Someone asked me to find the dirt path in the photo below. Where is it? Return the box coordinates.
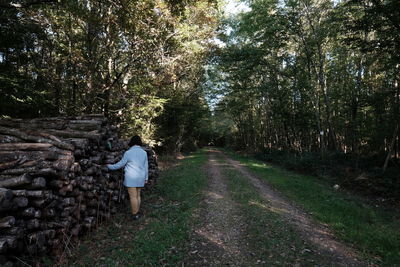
[184,150,250,266]
[222,152,366,267]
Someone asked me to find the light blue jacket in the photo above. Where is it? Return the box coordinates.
[107,146,148,187]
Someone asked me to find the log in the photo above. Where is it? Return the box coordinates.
[0,126,74,151]
[0,150,59,162]
[21,207,36,217]
[0,216,15,228]
[34,168,58,177]
[0,166,37,175]
[40,129,101,140]
[31,199,46,208]
[0,173,31,188]
[49,180,63,188]
[59,184,73,195]
[0,188,13,211]
[86,191,95,198]
[1,227,25,238]
[0,188,13,201]
[26,219,40,230]
[84,166,100,176]
[62,197,75,206]
[65,138,89,149]
[44,221,64,229]
[69,163,81,173]
[1,236,18,249]
[0,119,67,130]
[0,238,8,253]
[0,134,22,143]
[0,200,13,212]
[74,149,84,157]
[12,190,46,198]
[0,118,103,131]
[1,166,60,178]
[42,209,55,218]
[61,207,74,217]
[53,157,74,172]
[0,143,53,151]
[29,177,46,189]
[13,197,28,208]
[89,155,102,164]
[0,159,24,171]
[19,160,37,168]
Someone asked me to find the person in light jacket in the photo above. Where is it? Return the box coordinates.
[107,135,148,220]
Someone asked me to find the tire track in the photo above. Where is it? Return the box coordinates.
[184,150,249,266]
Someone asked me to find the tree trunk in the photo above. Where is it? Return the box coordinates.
[383,124,399,173]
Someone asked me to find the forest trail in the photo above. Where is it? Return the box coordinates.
[185,148,367,266]
[184,150,250,266]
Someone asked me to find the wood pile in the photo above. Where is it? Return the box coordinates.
[0,115,158,265]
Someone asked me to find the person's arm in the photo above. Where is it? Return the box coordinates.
[144,153,149,183]
[107,152,128,170]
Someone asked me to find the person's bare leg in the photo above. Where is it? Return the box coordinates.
[137,188,141,211]
[127,187,139,214]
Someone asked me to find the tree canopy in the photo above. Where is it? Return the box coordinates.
[1,0,399,182]
[0,0,219,151]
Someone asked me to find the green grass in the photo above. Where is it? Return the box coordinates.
[214,155,334,266]
[224,150,400,266]
[67,150,208,267]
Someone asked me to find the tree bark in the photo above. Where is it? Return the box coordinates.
[383,124,399,173]
[0,216,15,228]
[0,126,74,151]
[0,143,53,151]
[0,174,31,188]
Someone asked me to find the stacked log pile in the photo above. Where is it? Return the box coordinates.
[0,115,158,265]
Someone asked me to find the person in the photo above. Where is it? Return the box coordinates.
[107,135,148,220]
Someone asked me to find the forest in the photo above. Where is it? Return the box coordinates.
[1,0,400,265]
[210,0,400,199]
[3,0,398,196]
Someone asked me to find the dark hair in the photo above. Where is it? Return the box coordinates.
[129,135,142,146]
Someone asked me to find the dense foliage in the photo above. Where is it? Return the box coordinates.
[209,0,399,196]
[1,0,399,195]
[0,0,219,151]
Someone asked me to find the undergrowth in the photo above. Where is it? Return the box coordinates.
[252,149,400,200]
[225,150,400,266]
[66,150,208,266]
[217,155,335,266]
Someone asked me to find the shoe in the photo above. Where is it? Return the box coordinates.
[132,213,141,220]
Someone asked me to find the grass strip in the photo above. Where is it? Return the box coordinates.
[224,150,400,266]
[215,155,334,266]
[67,150,208,267]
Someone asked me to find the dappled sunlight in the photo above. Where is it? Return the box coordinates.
[181,155,196,159]
[312,228,333,238]
[206,148,223,154]
[194,228,239,255]
[206,191,224,199]
[248,200,287,215]
[223,153,364,265]
[208,158,231,168]
[250,162,271,169]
